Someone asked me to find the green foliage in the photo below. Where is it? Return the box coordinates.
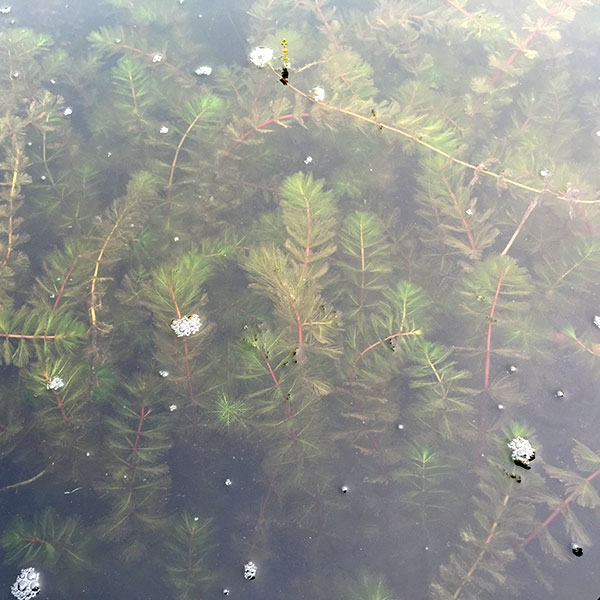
[142,251,213,319]
[280,172,338,279]
[1,1,600,598]
[345,572,395,600]
[431,460,542,599]
[244,245,341,360]
[457,255,533,362]
[391,442,454,518]
[415,157,500,263]
[336,211,392,316]
[211,393,249,430]
[0,307,86,367]
[405,341,475,439]
[94,377,172,560]
[160,513,214,599]
[1,507,93,571]
[535,237,600,298]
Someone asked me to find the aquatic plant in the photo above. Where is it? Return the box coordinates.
[1,0,600,598]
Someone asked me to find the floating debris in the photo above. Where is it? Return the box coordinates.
[340,484,349,494]
[249,46,273,68]
[244,561,257,580]
[46,376,64,391]
[152,53,163,63]
[170,314,203,338]
[169,404,177,412]
[63,106,73,117]
[508,436,536,469]
[11,568,41,600]
[158,370,169,378]
[571,542,583,557]
[593,315,600,329]
[159,125,169,134]
[225,478,232,486]
[0,6,11,14]
[507,364,518,374]
[555,389,565,398]
[194,65,212,76]
[310,86,325,102]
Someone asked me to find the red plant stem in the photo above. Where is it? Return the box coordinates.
[262,354,294,420]
[351,330,418,372]
[302,196,313,274]
[475,3,563,110]
[129,405,151,465]
[483,270,505,392]
[442,174,476,251]
[53,259,79,310]
[168,285,195,404]
[350,330,420,467]
[25,537,47,545]
[51,390,70,427]
[263,356,280,388]
[0,146,20,269]
[522,467,600,548]
[478,269,506,456]
[127,404,152,493]
[216,113,311,174]
[444,0,481,31]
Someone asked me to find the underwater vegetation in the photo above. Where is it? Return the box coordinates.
[1,0,600,598]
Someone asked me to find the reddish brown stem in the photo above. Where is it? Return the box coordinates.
[53,259,79,310]
[475,4,563,109]
[168,285,195,405]
[442,174,476,251]
[127,404,152,494]
[216,113,311,174]
[351,330,418,372]
[522,467,600,548]
[262,354,294,420]
[0,144,21,269]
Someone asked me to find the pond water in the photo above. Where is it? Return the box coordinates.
[1,0,600,599]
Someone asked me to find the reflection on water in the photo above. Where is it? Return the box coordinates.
[1,0,600,598]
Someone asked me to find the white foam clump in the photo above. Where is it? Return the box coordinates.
[194,65,212,76]
[249,46,273,68]
[170,314,203,338]
[310,86,325,102]
[507,436,536,469]
[244,561,257,580]
[46,376,64,391]
[11,568,41,600]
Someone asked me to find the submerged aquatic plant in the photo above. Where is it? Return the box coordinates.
[211,393,249,430]
[1,0,600,599]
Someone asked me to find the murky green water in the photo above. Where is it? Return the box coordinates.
[1,1,600,598]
